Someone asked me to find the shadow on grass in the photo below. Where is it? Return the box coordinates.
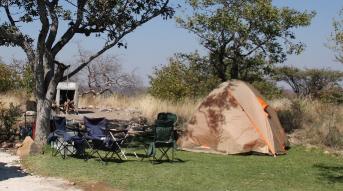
[149,158,187,165]
[314,163,343,184]
[0,162,28,181]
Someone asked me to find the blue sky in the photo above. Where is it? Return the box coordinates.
[1,0,343,85]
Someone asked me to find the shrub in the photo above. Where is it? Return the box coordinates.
[251,80,282,100]
[149,53,220,101]
[277,99,305,133]
[274,67,343,104]
[0,63,20,92]
[0,102,21,141]
[324,125,343,149]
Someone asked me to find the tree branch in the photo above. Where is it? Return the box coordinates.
[51,0,87,56]
[62,40,119,80]
[46,0,59,50]
[4,5,16,26]
[63,0,171,80]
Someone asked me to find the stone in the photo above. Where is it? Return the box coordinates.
[16,136,41,157]
[1,142,14,148]
[14,143,22,149]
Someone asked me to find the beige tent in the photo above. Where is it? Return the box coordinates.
[178,80,287,156]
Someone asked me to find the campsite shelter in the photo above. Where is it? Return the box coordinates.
[56,82,79,109]
[178,80,287,156]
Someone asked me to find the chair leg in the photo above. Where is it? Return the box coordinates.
[115,142,127,160]
[172,147,175,162]
[158,147,170,161]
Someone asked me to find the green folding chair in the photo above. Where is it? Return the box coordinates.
[146,112,177,162]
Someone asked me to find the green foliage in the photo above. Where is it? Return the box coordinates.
[177,0,315,80]
[274,66,343,103]
[0,61,35,93]
[0,102,21,140]
[329,8,343,63]
[277,99,305,133]
[0,63,20,92]
[251,80,282,100]
[149,53,220,101]
[20,64,35,93]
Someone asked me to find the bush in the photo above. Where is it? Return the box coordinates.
[274,67,343,104]
[324,125,343,149]
[0,102,21,141]
[251,80,282,100]
[149,53,220,101]
[277,99,305,133]
[0,63,20,92]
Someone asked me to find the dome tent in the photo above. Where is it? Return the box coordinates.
[178,80,287,156]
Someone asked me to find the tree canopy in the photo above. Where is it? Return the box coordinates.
[274,66,343,103]
[149,52,220,101]
[330,8,343,63]
[0,0,174,145]
[177,0,315,81]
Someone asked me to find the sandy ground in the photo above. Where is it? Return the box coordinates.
[0,150,82,191]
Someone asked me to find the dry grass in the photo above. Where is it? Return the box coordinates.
[3,89,343,149]
[272,98,343,149]
[79,94,201,126]
[0,91,29,108]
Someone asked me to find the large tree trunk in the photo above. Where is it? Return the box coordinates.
[230,63,239,79]
[34,63,64,147]
[231,59,239,79]
[35,98,52,146]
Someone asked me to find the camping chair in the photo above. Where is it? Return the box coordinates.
[83,117,125,163]
[146,112,177,162]
[48,117,85,159]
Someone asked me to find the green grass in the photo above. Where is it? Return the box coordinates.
[23,146,343,191]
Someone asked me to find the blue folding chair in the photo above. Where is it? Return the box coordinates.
[83,117,125,163]
[48,116,85,159]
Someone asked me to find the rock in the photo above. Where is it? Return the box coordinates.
[100,108,113,112]
[16,136,41,157]
[1,142,14,148]
[14,143,22,149]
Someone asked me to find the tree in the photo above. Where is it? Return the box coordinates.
[8,58,35,93]
[0,0,173,146]
[274,66,343,102]
[149,52,220,101]
[329,8,343,63]
[75,47,142,95]
[0,62,20,92]
[177,0,315,81]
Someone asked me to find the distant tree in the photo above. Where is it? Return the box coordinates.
[0,0,174,146]
[251,80,282,100]
[274,66,343,103]
[149,52,220,101]
[177,0,315,81]
[0,63,13,92]
[8,58,35,93]
[329,8,343,63]
[0,62,20,92]
[75,47,142,95]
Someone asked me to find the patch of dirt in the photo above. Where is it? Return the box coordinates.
[0,150,82,191]
[82,182,122,191]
